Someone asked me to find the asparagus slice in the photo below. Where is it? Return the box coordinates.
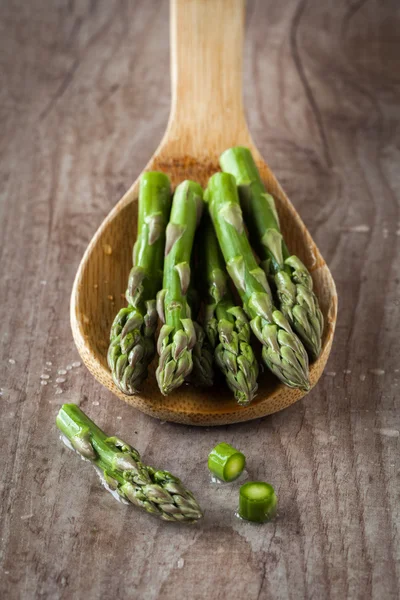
[208,442,246,482]
[200,216,258,405]
[56,404,203,522]
[108,172,171,394]
[205,173,310,391]
[156,180,204,395]
[220,147,323,359]
[239,481,277,522]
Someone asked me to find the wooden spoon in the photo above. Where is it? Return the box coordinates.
[71,0,337,426]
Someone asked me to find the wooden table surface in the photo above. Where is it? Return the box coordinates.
[1,1,399,598]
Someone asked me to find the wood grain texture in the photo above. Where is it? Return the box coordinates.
[70,0,337,425]
[0,0,399,598]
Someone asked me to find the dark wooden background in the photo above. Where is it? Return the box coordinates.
[1,1,399,598]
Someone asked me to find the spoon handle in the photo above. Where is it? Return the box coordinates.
[159,0,253,159]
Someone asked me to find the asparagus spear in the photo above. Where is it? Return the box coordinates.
[187,283,214,388]
[205,173,310,391]
[108,172,171,394]
[220,147,323,359]
[56,404,203,522]
[200,216,258,405]
[156,180,204,395]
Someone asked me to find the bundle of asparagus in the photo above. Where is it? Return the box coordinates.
[106,148,323,401]
[57,404,203,522]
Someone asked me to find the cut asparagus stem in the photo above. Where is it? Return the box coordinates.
[205,173,310,391]
[56,404,203,522]
[156,180,204,395]
[199,215,258,404]
[220,147,323,359]
[108,171,171,394]
[239,481,277,522]
[208,442,246,482]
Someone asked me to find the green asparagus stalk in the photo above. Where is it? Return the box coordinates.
[187,282,214,387]
[107,172,171,394]
[200,216,258,404]
[220,147,323,359]
[156,180,204,395]
[205,173,310,391]
[56,404,203,522]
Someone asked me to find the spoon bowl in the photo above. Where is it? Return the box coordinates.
[71,0,337,426]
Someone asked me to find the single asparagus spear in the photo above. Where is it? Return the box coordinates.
[200,216,258,404]
[186,283,214,388]
[156,180,204,395]
[108,172,171,394]
[220,146,323,359]
[205,173,310,391]
[56,404,203,522]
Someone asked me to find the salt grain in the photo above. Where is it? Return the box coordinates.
[177,558,184,569]
[41,381,47,386]
[56,377,66,383]
[46,361,52,366]
[116,416,122,420]
[55,388,63,395]
[92,401,99,406]
[66,365,73,371]
[326,371,336,377]
[58,369,67,375]
[40,280,47,285]
[72,361,81,368]
[8,359,15,365]
[359,374,366,381]
[343,369,351,374]
[107,295,114,301]
[103,244,113,255]
[40,374,50,380]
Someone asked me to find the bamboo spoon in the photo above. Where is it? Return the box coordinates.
[70,0,337,426]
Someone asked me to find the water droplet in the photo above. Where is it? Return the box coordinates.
[369,369,385,376]
[93,283,98,289]
[8,359,15,365]
[177,558,184,569]
[72,361,81,368]
[83,315,90,324]
[346,224,370,233]
[107,295,114,301]
[103,244,112,255]
[359,374,366,381]
[56,377,66,383]
[46,361,52,366]
[55,388,63,395]
[58,369,67,375]
[40,381,48,386]
[40,374,50,380]
[92,401,99,406]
